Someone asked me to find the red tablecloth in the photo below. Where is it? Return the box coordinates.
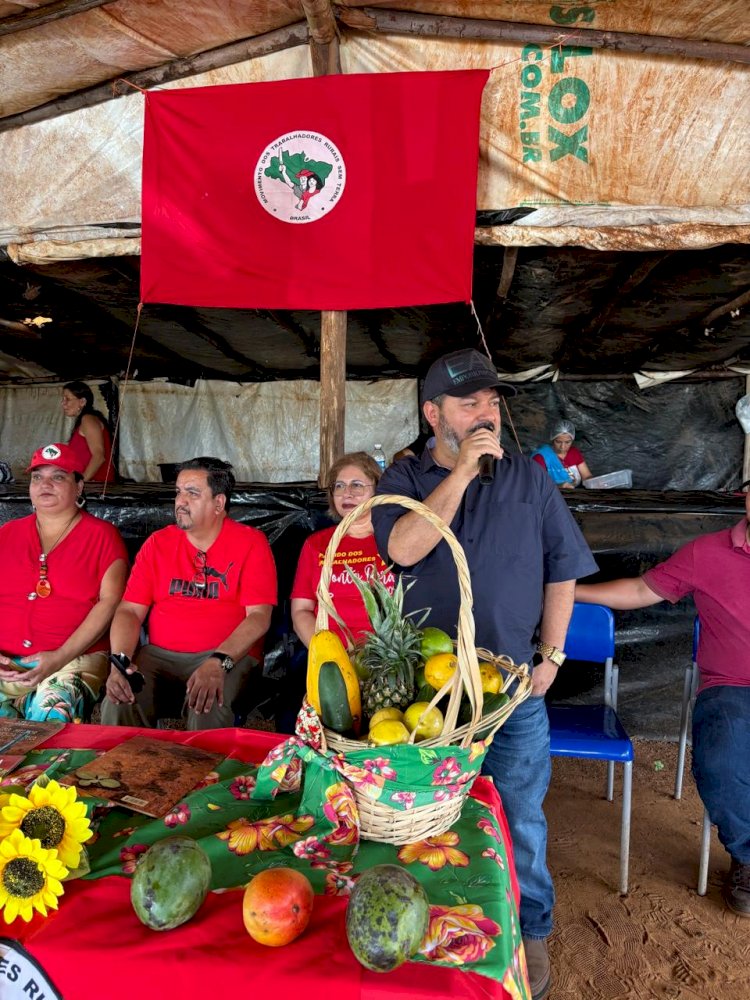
[2,724,520,1000]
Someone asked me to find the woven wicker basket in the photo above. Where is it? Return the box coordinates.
[313,493,531,844]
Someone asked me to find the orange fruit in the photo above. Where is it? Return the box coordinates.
[424,652,458,691]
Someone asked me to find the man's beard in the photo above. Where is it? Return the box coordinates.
[175,509,192,530]
[437,413,498,455]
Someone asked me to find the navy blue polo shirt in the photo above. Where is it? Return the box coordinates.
[372,447,598,664]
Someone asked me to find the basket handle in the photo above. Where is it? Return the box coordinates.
[314,493,484,742]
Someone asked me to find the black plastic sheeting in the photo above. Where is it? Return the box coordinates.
[498,377,746,491]
[1,483,745,728]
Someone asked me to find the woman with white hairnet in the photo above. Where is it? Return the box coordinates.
[532,420,593,489]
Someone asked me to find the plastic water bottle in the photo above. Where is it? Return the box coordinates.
[372,443,387,471]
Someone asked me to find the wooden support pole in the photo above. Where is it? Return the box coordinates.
[319,311,347,485]
[340,7,750,66]
[303,0,347,480]
[0,0,115,37]
[0,22,309,133]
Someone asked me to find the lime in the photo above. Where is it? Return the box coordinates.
[420,627,454,661]
[403,702,444,740]
[368,720,410,746]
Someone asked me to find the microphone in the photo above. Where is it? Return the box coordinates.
[478,454,494,485]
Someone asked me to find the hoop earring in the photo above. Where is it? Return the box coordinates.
[76,495,86,509]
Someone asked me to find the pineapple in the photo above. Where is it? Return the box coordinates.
[347,568,426,717]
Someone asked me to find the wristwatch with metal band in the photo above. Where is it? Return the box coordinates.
[210,651,235,673]
[536,641,567,667]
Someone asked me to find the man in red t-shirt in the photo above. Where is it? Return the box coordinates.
[575,482,750,917]
[101,457,277,730]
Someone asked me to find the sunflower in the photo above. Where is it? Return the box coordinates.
[0,829,68,923]
[0,780,92,870]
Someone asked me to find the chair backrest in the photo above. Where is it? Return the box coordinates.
[563,602,615,663]
[692,615,700,662]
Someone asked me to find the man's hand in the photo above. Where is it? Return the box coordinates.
[453,429,504,484]
[0,650,63,687]
[531,656,559,697]
[186,658,225,714]
[105,661,139,705]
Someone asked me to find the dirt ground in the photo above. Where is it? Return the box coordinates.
[547,741,749,1000]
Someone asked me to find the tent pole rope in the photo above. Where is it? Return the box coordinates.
[101,302,141,498]
[470,299,523,454]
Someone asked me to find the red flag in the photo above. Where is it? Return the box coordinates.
[140,70,488,310]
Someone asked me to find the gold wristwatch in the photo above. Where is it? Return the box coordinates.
[536,641,567,667]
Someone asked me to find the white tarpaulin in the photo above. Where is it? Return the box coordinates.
[0,378,418,483]
[1,0,748,251]
[117,378,418,483]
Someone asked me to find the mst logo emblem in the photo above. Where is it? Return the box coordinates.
[41,445,61,460]
[254,131,346,225]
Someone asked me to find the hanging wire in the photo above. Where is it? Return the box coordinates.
[469,299,523,455]
[101,302,142,497]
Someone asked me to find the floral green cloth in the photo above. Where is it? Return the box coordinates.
[2,743,530,1000]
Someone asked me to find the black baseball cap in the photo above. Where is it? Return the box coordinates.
[422,349,516,404]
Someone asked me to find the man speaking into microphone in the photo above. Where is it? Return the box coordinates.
[373,347,596,1000]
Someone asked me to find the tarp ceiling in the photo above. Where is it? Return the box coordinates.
[0,0,748,383]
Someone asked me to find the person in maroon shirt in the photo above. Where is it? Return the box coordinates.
[576,480,750,917]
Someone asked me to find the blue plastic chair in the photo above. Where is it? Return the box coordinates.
[548,603,634,894]
[673,617,713,894]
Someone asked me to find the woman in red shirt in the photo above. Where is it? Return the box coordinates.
[0,442,127,721]
[532,420,593,489]
[62,381,116,483]
[291,452,394,648]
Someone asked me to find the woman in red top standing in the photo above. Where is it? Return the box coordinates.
[291,452,394,648]
[62,381,116,483]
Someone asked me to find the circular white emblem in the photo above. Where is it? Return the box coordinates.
[41,444,61,460]
[254,131,346,225]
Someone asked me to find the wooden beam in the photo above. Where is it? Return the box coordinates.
[302,0,340,74]
[0,22,309,133]
[340,7,750,66]
[583,253,670,340]
[319,311,347,485]
[304,1,346,476]
[702,286,750,330]
[496,247,519,301]
[0,0,114,37]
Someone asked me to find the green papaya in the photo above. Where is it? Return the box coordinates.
[319,659,355,734]
[130,836,211,931]
[346,864,430,972]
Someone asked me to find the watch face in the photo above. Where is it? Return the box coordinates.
[220,656,234,672]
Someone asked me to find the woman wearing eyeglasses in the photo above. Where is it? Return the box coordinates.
[291,452,395,648]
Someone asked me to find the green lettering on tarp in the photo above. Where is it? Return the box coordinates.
[523,148,542,162]
[520,91,542,122]
[548,78,591,124]
[548,124,589,162]
[520,132,540,145]
[550,45,593,74]
[522,44,544,61]
[521,63,543,88]
[550,7,595,26]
